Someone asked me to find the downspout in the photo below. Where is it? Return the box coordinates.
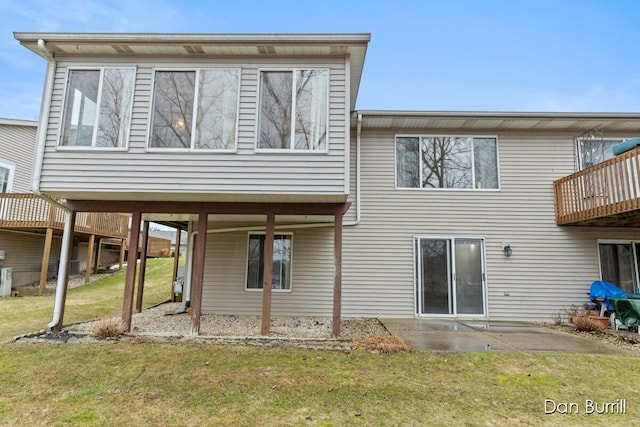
[344,112,362,226]
[48,211,73,329]
[32,41,69,213]
[34,39,72,330]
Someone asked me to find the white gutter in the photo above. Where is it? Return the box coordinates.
[48,211,73,329]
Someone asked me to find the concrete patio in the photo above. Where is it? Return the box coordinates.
[380,318,639,355]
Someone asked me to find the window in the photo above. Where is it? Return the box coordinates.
[258,69,328,151]
[576,138,623,170]
[246,233,292,290]
[60,68,135,148]
[150,69,240,150]
[598,241,640,294]
[396,136,499,189]
[0,162,14,193]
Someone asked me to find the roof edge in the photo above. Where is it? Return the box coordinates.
[355,110,640,120]
[0,118,38,127]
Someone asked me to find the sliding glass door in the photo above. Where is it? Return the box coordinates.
[598,241,640,294]
[415,237,486,316]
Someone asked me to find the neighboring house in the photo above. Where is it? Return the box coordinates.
[0,118,130,294]
[14,32,640,335]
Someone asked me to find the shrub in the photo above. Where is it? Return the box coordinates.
[353,335,414,354]
[91,317,126,340]
[572,316,605,332]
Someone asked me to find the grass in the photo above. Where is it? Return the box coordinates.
[0,258,174,342]
[0,344,638,426]
[1,258,639,425]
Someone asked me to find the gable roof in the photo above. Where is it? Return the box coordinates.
[14,32,370,110]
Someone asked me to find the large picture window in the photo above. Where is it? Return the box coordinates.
[150,69,240,150]
[0,162,14,193]
[258,69,328,151]
[246,233,292,290]
[396,136,499,190]
[60,68,135,148]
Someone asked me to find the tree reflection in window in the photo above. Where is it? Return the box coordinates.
[258,70,327,150]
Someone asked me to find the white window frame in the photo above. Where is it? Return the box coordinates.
[395,134,501,191]
[412,235,488,318]
[146,67,241,153]
[0,160,15,193]
[57,67,136,151]
[244,231,293,292]
[255,68,330,154]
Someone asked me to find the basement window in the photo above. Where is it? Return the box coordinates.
[246,233,292,290]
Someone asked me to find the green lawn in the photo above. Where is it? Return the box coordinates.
[1,258,639,425]
[0,258,174,342]
[0,344,638,426]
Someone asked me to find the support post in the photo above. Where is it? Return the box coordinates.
[135,221,149,313]
[261,214,275,335]
[84,234,95,284]
[38,227,54,296]
[118,239,126,271]
[171,227,182,301]
[122,212,141,331]
[94,237,101,273]
[332,212,343,338]
[51,211,76,331]
[190,212,208,335]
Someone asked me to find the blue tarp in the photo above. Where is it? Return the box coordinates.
[589,281,629,311]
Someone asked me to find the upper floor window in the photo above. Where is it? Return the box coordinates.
[576,138,623,170]
[0,161,14,193]
[60,68,135,148]
[258,69,328,151]
[150,69,240,150]
[396,136,499,190]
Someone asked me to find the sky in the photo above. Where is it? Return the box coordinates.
[1,0,640,121]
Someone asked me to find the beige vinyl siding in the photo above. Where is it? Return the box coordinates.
[201,227,334,316]
[342,128,640,321]
[39,56,348,200]
[0,230,62,287]
[0,124,37,193]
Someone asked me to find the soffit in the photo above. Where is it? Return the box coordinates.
[14,32,370,109]
[356,111,640,133]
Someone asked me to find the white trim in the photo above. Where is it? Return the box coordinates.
[0,160,15,193]
[147,67,242,152]
[57,66,137,150]
[344,55,351,195]
[413,236,488,318]
[394,134,501,191]
[255,68,330,153]
[244,231,294,292]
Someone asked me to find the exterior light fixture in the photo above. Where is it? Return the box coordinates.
[502,243,512,257]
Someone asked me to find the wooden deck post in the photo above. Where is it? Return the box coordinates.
[135,221,150,313]
[53,211,76,332]
[122,212,141,332]
[261,214,275,336]
[118,239,126,271]
[38,227,54,296]
[84,234,95,284]
[332,212,343,338]
[94,237,101,274]
[172,227,181,285]
[190,212,208,335]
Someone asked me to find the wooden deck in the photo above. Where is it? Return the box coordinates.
[0,193,129,238]
[554,146,640,226]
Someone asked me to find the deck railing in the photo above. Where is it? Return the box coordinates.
[554,146,640,225]
[0,194,129,238]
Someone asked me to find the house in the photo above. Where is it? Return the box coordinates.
[14,32,640,336]
[0,119,138,295]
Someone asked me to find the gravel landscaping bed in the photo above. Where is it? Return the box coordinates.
[66,302,390,341]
